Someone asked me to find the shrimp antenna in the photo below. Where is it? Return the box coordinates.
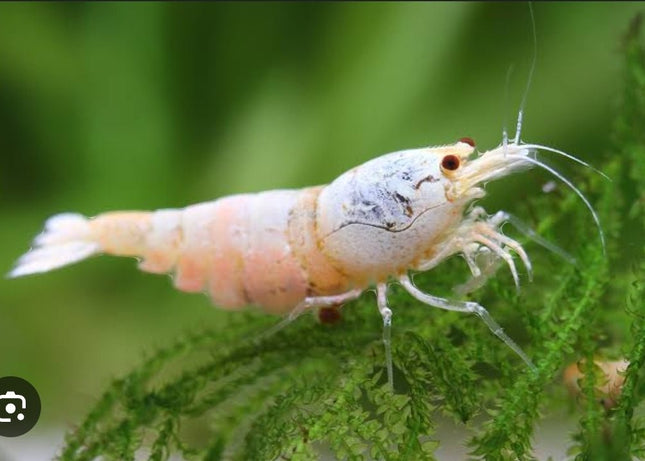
[523,142,611,181]
[514,1,537,145]
[511,154,606,254]
[502,64,515,150]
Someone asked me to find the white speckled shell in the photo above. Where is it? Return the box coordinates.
[316,147,465,281]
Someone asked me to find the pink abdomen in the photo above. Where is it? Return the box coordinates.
[173,191,311,314]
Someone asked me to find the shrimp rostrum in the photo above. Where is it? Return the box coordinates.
[10,136,603,385]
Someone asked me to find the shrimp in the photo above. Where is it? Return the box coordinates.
[8,135,604,386]
[564,358,629,410]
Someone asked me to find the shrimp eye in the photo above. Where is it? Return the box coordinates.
[441,154,460,171]
[459,137,475,147]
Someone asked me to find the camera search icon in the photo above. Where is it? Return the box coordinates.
[0,391,26,423]
[0,376,40,437]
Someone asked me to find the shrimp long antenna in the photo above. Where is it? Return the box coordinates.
[502,64,515,150]
[510,154,606,254]
[522,142,611,181]
[514,1,537,145]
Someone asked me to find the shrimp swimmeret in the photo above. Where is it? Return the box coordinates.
[9,136,604,387]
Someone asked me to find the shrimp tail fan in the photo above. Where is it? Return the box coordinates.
[8,213,100,278]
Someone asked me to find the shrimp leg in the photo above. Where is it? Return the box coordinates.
[376,283,394,390]
[418,207,531,291]
[399,273,536,371]
[260,289,364,339]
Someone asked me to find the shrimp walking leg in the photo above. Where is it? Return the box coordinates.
[418,207,532,291]
[458,210,578,295]
[260,289,364,339]
[464,208,532,282]
[399,274,536,371]
[453,250,503,296]
[376,283,394,390]
[471,233,521,291]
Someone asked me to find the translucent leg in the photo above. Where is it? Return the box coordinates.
[502,211,577,265]
[454,250,503,296]
[476,222,533,281]
[461,243,482,278]
[260,289,364,340]
[399,274,536,371]
[472,233,521,291]
[376,283,394,390]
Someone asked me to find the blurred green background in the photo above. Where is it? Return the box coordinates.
[0,1,641,453]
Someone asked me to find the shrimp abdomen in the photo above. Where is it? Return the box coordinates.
[174,191,314,313]
[9,188,353,315]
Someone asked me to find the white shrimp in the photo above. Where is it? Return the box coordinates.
[8,134,604,387]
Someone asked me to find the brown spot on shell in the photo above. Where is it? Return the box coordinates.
[414,175,438,190]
